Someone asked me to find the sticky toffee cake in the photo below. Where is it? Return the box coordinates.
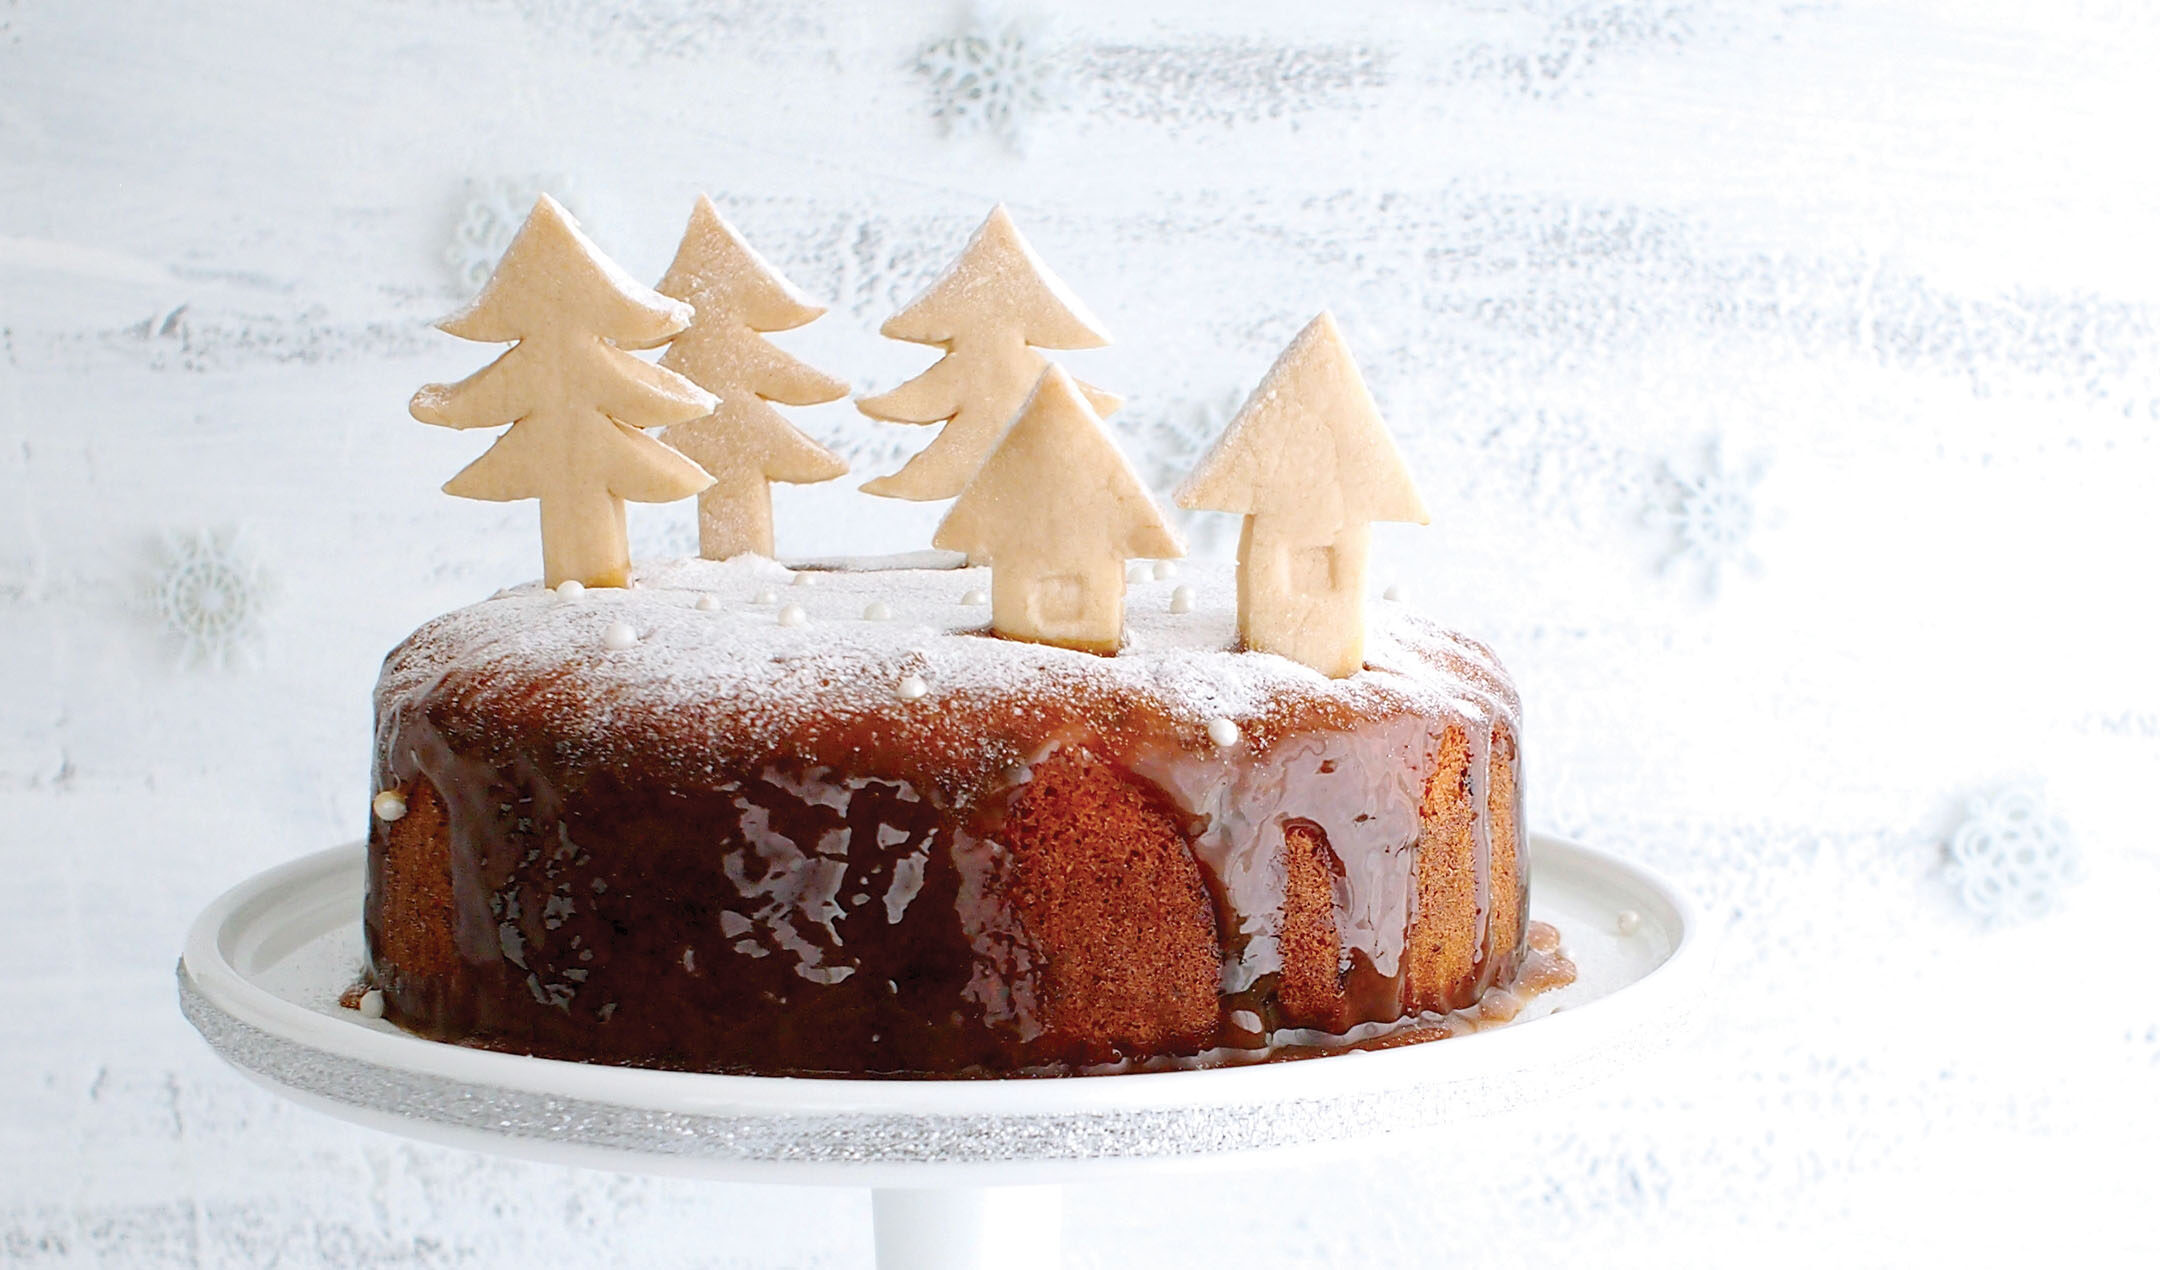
[360,556,1569,1077]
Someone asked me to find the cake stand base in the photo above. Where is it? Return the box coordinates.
[178,834,1706,1269]
[873,1187,1059,1270]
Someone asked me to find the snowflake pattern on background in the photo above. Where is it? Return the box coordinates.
[1943,786,2081,924]
[146,528,273,669]
[446,177,583,294]
[1649,436,1765,593]
[914,4,1067,152]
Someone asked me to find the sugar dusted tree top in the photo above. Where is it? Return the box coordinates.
[935,364,1181,566]
[860,205,1121,502]
[1177,312,1427,678]
[659,195,836,348]
[656,195,849,559]
[1176,311,1428,534]
[430,195,695,352]
[880,204,1109,347]
[410,195,715,588]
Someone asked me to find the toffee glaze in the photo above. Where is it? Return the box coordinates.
[361,560,1565,1078]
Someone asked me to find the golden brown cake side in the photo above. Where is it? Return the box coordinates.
[362,558,1533,1076]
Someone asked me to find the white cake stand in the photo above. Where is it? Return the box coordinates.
[177,834,1708,1269]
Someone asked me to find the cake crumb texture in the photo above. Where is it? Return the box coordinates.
[998,748,1221,1060]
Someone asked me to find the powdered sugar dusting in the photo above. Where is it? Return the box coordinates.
[377,556,1516,767]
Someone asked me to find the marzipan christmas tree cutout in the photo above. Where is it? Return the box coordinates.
[412,195,716,589]
[1177,312,1429,678]
[935,365,1183,654]
[860,205,1121,506]
[656,195,850,560]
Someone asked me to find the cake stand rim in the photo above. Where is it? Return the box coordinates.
[178,833,1714,1184]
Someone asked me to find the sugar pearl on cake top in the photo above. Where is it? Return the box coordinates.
[863,601,893,621]
[961,588,988,606]
[554,579,585,601]
[895,674,929,701]
[1153,560,1178,581]
[1207,717,1241,746]
[694,593,722,611]
[371,789,407,822]
[1383,583,1403,601]
[602,620,639,650]
[792,572,819,587]
[1169,585,1195,614]
[357,988,385,1019]
[753,586,779,604]
[777,604,808,627]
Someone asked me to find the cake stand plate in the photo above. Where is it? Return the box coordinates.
[178,835,1708,1269]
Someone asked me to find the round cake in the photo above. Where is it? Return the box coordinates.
[362,554,1557,1077]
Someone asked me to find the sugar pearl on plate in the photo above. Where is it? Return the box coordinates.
[753,587,779,604]
[1616,909,1643,936]
[554,580,585,601]
[1207,717,1241,747]
[694,593,722,612]
[371,789,407,822]
[777,604,808,627]
[961,589,988,606]
[863,601,893,621]
[1153,560,1179,581]
[1169,585,1195,614]
[895,674,929,701]
[356,988,385,1019]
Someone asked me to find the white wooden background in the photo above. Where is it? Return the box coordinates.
[4,1,2157,1265]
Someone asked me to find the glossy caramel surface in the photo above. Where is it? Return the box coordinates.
[366,558,1536,1076]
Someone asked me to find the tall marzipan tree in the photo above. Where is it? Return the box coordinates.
[935,365,1183,654]
[1176,312,1428,678]
[656,196,850,560]
[860,205,1121,505]
[412,195,716,588]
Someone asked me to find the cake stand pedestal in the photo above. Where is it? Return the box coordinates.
[178,835,1708,1269]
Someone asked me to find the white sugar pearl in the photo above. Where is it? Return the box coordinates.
[777,604,808,627]
[1207,717,1241,747]
[694,593,722,612]
[753,586,779,604]
[1615,909,1643,937]
[1383,583,1403,601]
[554,580,585,601]
[895,674,929,701]
[792,572,820,587]
[1153,560,1179,581]
[357,988,385,1019]
[602,620,639,650]
[1128,562,1151,583]
[961,589,989,606]
[371,790,407,822]
[863,601,893,621]
[1168,585,1195,615]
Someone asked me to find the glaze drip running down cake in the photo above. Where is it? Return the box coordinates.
[363,556,1571,1078]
